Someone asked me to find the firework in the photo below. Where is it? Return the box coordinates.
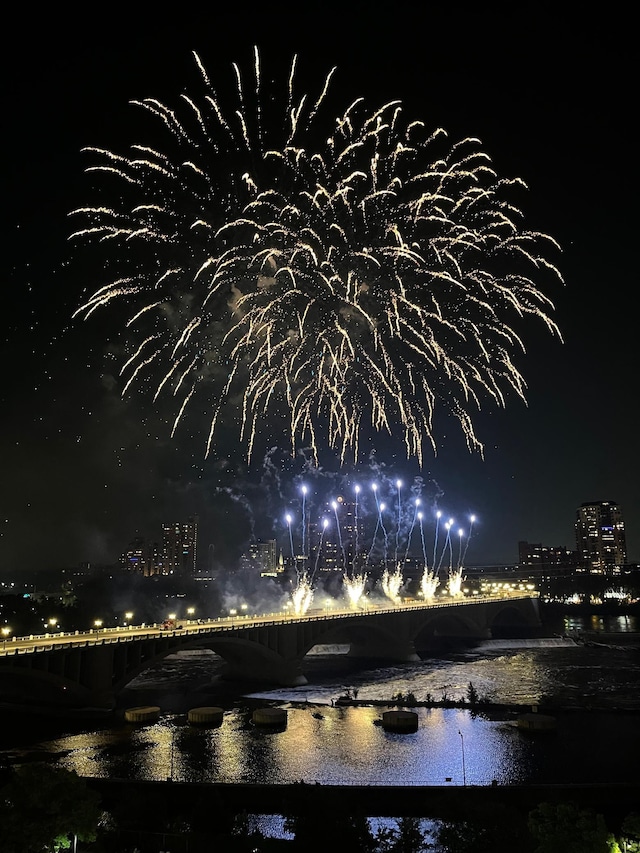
[331,499,347,572]
[381,565,404,604]
[72,49,562,465]
[447,567,464,597]
[280,474,476,608]
[343,572,367,609]
[291,574,314,616]
[420,568,439,600]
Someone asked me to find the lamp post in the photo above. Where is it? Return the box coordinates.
[2,627,11,650]
[124,611,134,628]
[167,729,176,782]
[93,619,103,634]
[458,730,466,786]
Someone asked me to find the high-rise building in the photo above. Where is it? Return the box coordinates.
[243,539,280,576]
[162,517,198,575]
[575,501,626,572]
[328,495,365,573]
[120,537,161,577]
[518,541,578,579]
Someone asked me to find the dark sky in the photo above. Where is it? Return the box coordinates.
[2,7,637,576]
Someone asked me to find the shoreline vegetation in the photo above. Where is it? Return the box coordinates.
[293,684,640,716]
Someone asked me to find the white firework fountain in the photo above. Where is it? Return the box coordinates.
[447,526,468,597]
[291,574,314,616]
[447,567,464,597]
[420,567,439,601]
[343,573,367,609]
[381,565,404,604]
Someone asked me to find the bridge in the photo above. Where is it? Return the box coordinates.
[0,593,540,709]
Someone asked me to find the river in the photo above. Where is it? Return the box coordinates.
[1,614,638,791]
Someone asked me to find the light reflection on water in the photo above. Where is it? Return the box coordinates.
[34,701,640,787]
[44,707,530,786]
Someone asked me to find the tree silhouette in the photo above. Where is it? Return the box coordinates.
[0,765,102,852]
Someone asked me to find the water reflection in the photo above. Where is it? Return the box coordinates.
[35,704,637,786]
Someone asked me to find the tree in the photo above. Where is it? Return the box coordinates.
[465,682,479,706]
[434,818,522,853]
[285,807,376,852]
[0,765,102,852]
[620,812,640,852]
[528,802,620,853]
[375,817,430,852]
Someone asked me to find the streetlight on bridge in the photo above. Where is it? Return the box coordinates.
[2,627,11,650]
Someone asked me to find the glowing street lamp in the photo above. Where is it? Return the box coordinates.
[93,619,103,633]
[458,730,467,786]
[2,627,11,650]
[48,618,59,632]
[187,607,195,620]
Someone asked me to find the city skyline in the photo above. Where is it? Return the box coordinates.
[2,10,637,576]
[54,493,638,580]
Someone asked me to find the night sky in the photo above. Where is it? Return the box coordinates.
[2,8,637,577]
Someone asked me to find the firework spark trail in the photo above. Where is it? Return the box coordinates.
[394,480,402,565]
[418,511,428,566]
[457,527,464,569]
[301,485,308,559]
[378,500,389,565]
[432,510,442,570]
[446,523,455,570]
[437,519,454,572]
[403,498,421,564]
[366,483,381,566]
[314,518,329,577]
[331,500,347,572]
[418,512,440,601]
[72,49,562,465]
[461,515,476,566]
[285,513,296,568]
[353,484,361,575]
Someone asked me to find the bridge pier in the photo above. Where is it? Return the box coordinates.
[221,657,308,687]
[81,645,117,708]
[348,639,420,663]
